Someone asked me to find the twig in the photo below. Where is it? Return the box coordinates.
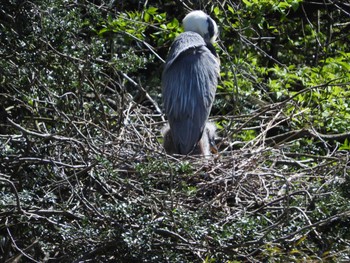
[0,175,23,213]
[121,72,165,121]
[7,118,84,145]
[5,218,40,263]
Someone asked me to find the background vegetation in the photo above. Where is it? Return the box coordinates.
[1,0,350,262]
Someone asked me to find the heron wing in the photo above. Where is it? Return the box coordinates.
[163,32,206,70]
[162,32,219,154]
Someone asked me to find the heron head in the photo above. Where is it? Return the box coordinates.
[182,10,218,44]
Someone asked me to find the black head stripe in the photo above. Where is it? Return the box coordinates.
[207,17,215,39]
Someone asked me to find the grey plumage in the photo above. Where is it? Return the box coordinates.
[162,11,220,155]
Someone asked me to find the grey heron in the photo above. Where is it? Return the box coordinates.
[162,122,217,156]
[162,10,220,155]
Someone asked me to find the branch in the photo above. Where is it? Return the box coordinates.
[0,174,23,213]
[7,118,84,145]
[265,128,350,145]
[155,228,196,244]
[121,72,165,121]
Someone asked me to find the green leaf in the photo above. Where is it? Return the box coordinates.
[146,6,158,15]
[227,5,235,14]
[213,6,220,16]
[339,138,350,151]
[144,12,150,22]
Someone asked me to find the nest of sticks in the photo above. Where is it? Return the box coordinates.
[1,88,349,262]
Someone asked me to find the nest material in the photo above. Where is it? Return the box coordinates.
[1,90,349,262]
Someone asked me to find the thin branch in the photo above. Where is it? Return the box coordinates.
[7,118,84,145]
[0,175,23,213]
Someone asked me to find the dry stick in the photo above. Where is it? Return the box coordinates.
[222,105,275,151]
[248,80,350,146]
[17,157,87,169]
[155,228,196,245]
[5,218,40,263]
[121,72,165,122]
[123,31,165,63]
[273,209,350,244]
[39,38,85,63]
[7,117,84,146]
[26,209,84,220]
[43,33,164,122]
[239,34,286,67]
[9,114,106,220]
[265,128,350,146]
[254,78,350,144]
[49,109,103,156]
[252,107,285,147]
[221,209,350,252]
[0,175,23,213]
[280,79,349,105]
[0,176,86,222]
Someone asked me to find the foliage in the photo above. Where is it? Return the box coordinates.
[1,0,350,262]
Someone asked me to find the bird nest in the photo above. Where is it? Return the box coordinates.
[1,92,349,262]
